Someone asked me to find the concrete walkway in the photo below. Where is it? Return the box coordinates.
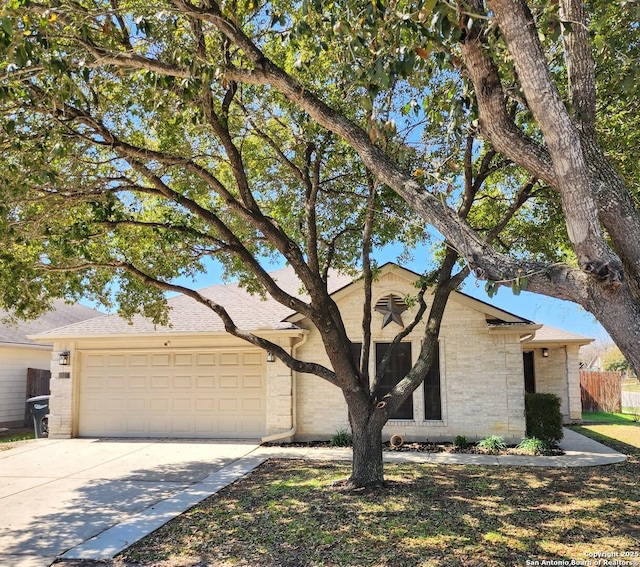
[0,429,627,567]
[252,427,627,468]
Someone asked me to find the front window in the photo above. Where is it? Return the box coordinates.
[423,345,441,420]
[375,342,413,419]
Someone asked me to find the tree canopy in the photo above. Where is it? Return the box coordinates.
[2,0,640,483]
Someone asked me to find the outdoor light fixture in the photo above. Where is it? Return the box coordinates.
[266,351,275,363]
[542,348,549,358]
[59,351,71,366]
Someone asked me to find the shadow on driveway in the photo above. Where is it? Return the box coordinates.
[0,439,258,566]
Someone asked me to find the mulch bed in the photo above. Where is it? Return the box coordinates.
[264,439,564,456]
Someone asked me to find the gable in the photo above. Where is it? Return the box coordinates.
[286,263,535,331]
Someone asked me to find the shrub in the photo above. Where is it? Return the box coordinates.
[329,428,352,447]
[517,437,552,455]
[525,393,564,442]
[477,435,506,453]
[453,435,469,448]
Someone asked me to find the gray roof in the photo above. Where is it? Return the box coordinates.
[31,266,594,347]
[525,324,593,345]
[0,300,103,347]
[35,267,354,338]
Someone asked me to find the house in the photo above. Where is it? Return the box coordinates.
[31,264,593,443]
[0,300,102,427]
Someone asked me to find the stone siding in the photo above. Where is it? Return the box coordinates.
[294,272,528,443]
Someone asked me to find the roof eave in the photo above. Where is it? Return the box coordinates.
[525,337,595,347]
[487,323,542,336]
[0,340,52,349]
[28,328,307,343]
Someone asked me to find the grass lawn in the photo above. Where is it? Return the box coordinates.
[0,428,34,449]
[581,411,639,425]
[116,437,640,567]
[622,378,640,393]
[571,423,640,450]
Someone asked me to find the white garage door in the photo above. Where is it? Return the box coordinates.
[78,349,266,438]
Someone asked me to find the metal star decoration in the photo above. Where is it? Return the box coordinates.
[375,294,408,328]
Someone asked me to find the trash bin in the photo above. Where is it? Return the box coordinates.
[26,395,50,438]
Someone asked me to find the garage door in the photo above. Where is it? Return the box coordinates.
[78,350,266,438]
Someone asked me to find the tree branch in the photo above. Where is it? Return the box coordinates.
[560,0,597,135]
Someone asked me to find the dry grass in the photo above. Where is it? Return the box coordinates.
[572,424,640,449]
[114,440,640,567]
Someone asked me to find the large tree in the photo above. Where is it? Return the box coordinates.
[1,0,636,485]
[0,0,504,488]
[180,0,640,371]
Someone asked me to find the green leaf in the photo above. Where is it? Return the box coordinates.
[1,18,13,36]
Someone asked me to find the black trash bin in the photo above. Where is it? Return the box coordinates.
[26,395,50,438]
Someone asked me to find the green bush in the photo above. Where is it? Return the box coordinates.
[516,437,552,455]
[477,435,506,453]
[329,428,352,447]
[453,435,469,448]
[525,393,564,442]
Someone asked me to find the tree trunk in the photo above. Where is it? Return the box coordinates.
[348,407,385,488]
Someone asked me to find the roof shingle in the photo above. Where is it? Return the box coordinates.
[0,300,102,346]
[35,267,353,338]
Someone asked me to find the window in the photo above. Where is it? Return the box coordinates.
[423,345,441,420]
[375,343,413,419]
[523,351,535,394]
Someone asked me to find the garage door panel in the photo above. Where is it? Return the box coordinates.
[175,354,193,366]
[108,355,126,367]
[105,398,126,411]
[243,375,262,388]
[85,354,106,367]
[79,350,265,439]
[196,375,215,388]
[241,418,263,436]
[130,354,148,366]
[151,354,170,366]
[106,376,125,389]
[147,418,169,435]
[172,397,192,411]
[220,353,239,365]
[243,352,262,365]
[151,375,170,388]
[173,375,192,388]
[195,397,215,411]
[220,374,239,388]
[149,398,169,411]
[171,418,193,433]
[127,398,146,411]
[219,420,239,434]
[218,397,238,411]
[197,353,216,366]
[129,376,147,388]
[194,418,215,433]
[242,397,263,411]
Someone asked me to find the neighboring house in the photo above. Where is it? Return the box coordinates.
[0,300,102,427]
[587,355,603,371]
[32,264,592,443]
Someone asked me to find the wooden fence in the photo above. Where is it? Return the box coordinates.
[24,367,51,426]
[580,370,622,413]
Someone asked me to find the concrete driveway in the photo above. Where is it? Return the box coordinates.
[0,438,259,567]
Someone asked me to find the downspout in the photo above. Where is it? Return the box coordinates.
[260,332,308,443]
[564,345,571,421]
